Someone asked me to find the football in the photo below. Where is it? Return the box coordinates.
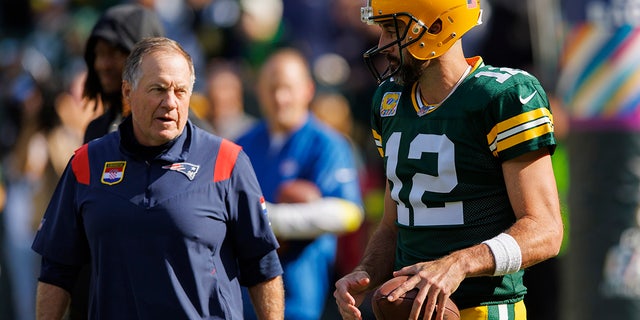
[275,179,321,203]
[372,276,460,320]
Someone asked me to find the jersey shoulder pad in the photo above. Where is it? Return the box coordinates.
[470,65,542,95]
[213,139,242,182]
[71,144,90,185]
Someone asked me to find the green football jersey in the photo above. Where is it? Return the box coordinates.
[370,57,556,308]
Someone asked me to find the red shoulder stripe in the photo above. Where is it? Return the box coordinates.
[213,139,241,182]
[71,144,90,185]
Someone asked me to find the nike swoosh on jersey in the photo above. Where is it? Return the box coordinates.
[519,90,537,105]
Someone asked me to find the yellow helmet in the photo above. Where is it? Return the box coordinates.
[361,0,482,82]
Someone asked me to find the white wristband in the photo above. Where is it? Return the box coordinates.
[482,233,522,276]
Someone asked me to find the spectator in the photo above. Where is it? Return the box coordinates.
[236,48,364,320]
[81,3,165,142]
[204,58,256,141]
[2,75,53,320]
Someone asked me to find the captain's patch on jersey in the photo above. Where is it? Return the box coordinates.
[381,92,401,117]
[101,161,126,185]
[162,162,200,180]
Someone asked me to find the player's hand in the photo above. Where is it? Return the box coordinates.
[334,270,371,320]
[391,255,465,320]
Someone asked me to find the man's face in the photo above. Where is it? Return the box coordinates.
[94,39,129,94]
[377,19,425,85]
[257,55,314,133]
[206,70,243,121]
[123,51,192,146]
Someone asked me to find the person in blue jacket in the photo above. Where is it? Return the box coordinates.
[236,48,364,320]
[31,37,284,319]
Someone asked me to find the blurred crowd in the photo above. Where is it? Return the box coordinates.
[0,0,578,319]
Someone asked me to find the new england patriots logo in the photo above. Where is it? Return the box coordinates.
[162,162,200,181]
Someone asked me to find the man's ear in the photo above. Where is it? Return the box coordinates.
[122,81,131,100]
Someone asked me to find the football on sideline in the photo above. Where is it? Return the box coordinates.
[372,276,460,320]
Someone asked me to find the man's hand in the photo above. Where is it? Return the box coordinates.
[333,270,371,320]
[390,254,467,320]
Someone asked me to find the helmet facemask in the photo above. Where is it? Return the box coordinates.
[361,12,429,84]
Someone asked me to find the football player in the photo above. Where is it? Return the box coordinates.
[334,1,563,319]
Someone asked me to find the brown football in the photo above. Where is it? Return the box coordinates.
[275,179,321,203]
[372,276,460,320]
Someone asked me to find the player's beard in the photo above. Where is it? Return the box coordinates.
[393,53,423,86]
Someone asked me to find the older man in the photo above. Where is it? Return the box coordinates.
[32,37,284,319]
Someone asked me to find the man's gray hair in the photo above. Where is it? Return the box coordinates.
[122,37,195,90]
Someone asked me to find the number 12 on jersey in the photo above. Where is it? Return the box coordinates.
[386,132,464,227]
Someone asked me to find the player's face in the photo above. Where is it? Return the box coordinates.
[377,20,425,85]
[94,39,129,95]
[257,55,314,133]
[123,51,192,146]
[377,21,402,72]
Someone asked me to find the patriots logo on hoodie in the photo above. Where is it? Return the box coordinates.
[162,162,200,181]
